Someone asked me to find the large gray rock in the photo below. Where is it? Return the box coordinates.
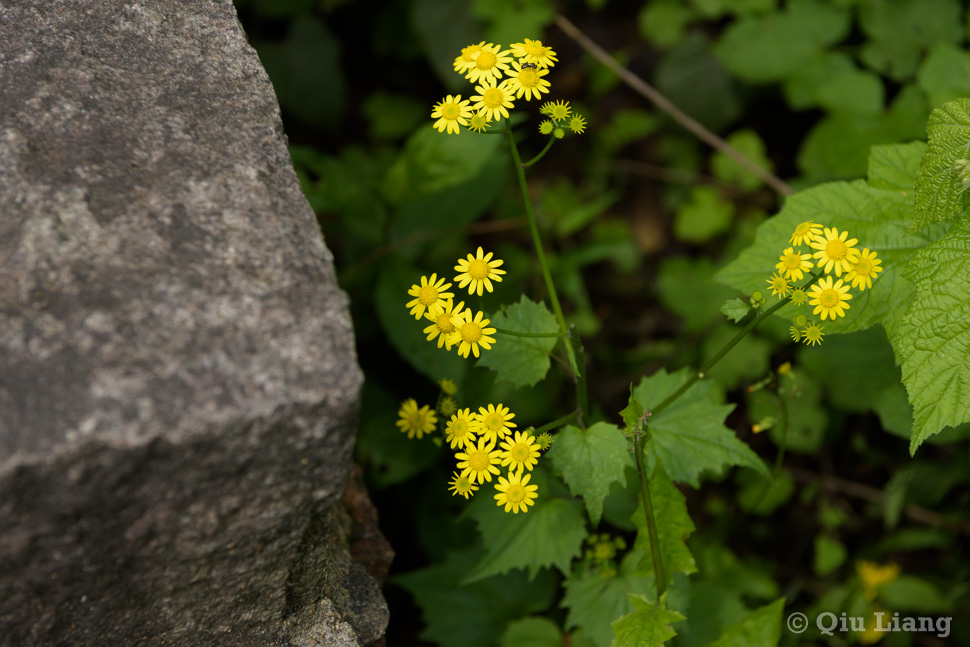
[0,2,387,645]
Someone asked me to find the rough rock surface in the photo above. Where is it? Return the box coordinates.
[0,1,387,645]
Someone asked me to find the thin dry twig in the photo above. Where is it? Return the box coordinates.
[554,14,795,198]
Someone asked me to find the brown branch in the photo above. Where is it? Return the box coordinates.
[554,14,795,198]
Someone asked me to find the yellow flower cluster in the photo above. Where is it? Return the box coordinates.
[405,247,506,358]
[431,39,585,136]
[768,221,883,346]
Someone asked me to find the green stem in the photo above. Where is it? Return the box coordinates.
[523,137,556,168]
[633,426,666,598]
[533,410,579,435]
[492,326,568,339]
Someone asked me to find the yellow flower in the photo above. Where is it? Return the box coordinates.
[808,276,852,320]
[505,60,551,101]
[845,248,883,290]
[439,396,458,418]
[476,403,517,444]
[776,247,815,281]
[801,321,824,346]
[857,561,900,600]
[467,111,491,133]
[423,299,464,348]
[449,309,497,358]
[471,78,515,122]
[454,42,486,73]
[455,437,502,484]
[395,399,437,439]
[431,95,472,134]
[540,99,571,120]
[790,220,823,247]
[445,408,477,449]
[790,287,807,306]
[498,430,540,473]
[766,272,790,298]
[810,226,860,276]
[439,378,458,395]
[510,38,558,68]
[407,274,454,320]
[465,43,513,84]
[448,471,479,499]
[569,114,586,134]
[494,470,539,513]
[454,246,506,296]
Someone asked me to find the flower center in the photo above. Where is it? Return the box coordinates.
[825,239,847,260]
[436,314,454,333]
[505,483,525,503]
[469,450,488,470]
[456,476,471,491]
[784,254,801,269]
[461,322,482,343]
[820,289,839,307]
[485,413,502,430]
[551,105,568,119]
[856,259,872,274]
[408,413,422,429]
[519,69,538,86]
[418,285,438,305]
[483,88,503,107]
[524,42,543,57]
[453,420,467,434]
[475,51,497,70]
[442,103,460,120]
[511,444,528,461]
[468,259,489,279]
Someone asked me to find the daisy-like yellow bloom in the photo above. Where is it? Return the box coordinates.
[766,273,790,298]
[790,220,823,247]
[465,43,513,84]
[476,403,517,444]
[454,246,506,296]
[540,99,571,120]
[454,41,485,73]
[498,430,540,473]
[467,112,490,133]
[471,78,515,122]
[776,247,814,281]
[494,470,539,514]
[423,299,464,348]
[510,38,558,68]
[431,95,472,134]
[539,120,554,135]
[789,325,801,342]
[456,437,502,484]
[439,396,458,418]
[448,471,479,499]
[449,309,497,358]
[790,287,807,306]
[808,276,852,320]
[802,321,824,346]
[569,114,586,134]
[810,226,860,276]
[439,378,457,395]
[857,561,900,601]
[407,274,454,320]
[445,407,478,449]
[845,248,883,290]
[506,61,551,101]
[535,432,553,450]
[396,399,437,439]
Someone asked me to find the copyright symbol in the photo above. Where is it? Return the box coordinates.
[787,612,808,633]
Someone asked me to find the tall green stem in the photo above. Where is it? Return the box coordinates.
[633,426,666,598]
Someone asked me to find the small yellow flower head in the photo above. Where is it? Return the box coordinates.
[845,248,883,290]
[396,399,437,439]
[856,561,900,600]
[568,114,587,134]
[535,432,553,450]
[439,378,458,395]
[467,111,491,133]
[776,247,815,281]
[448,471,479,499]
[445,407,478,449]
[465,43,513,84]
[790,287,807,306]
[439,396,458,418]
[431,95,472,135]
[471,78,515,122]
[789,325,801,342]
[801,321,825,346]
[455,437,502,484]
[766,273,790,298]
[539,120,554,135]
[454,42,486,73]
[454,246,506,296]
[810,226,860,276]
[540,99,571,121]
[423,299,464,348]
[499,430,541,473]
[778,361,792,375]
[476,403,517,444]
[808,276,852,320]
[790,220,823,247]
[407,273,454,320]
[449,309,497,358]
[553,127,566,139]
[510,38,558,68]
[795,314,808,327]
[494,470,539,513]
[506,60,551,101]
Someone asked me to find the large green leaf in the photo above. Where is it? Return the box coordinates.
[477,296,560,389]
[892,216,970,453]
[631,462,697,586]
[611,595,685,647]
[546,423,636,527]
[707,599,785,647]
[858,0,964,81]
[914,99,970,231]
[632,368,768,487]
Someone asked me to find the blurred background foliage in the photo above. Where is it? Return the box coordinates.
[233,0,970,644]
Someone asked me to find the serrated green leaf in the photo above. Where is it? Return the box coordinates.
[633,368,769,487]
[463,468,586,582]
[917,45,970,110]
[720,298,750,323]
[868,141,925,192]
[500,617,563,647]
[611,595,685,647]
[674,186,734,243]
[562,551,656,647]
[707,598,785,647]
[631,463,697,585]
[546,423,636,526]
[914,99,970,230]
[892,216,970,453]
[620,385,645,431]
[476,296,560,388]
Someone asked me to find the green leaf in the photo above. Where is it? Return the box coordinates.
[562,551,656,647]
[813,534,847,576]
[914,99,970,231]
[658,256,738,333]
[637,0,695,48]
[395,547,559,647]
[473,0,555,46]
[707,598,785,647]
[812,65,884,116]
[611,595,685,647]
[868,141,926,192]
[620,385,645,432]
[546,423,636,527]
[631,462,698,586]
[720,298,750,323]
[892,216,970,453]
[711,130,775,191]
[633,368,769,487]
[917,45,970,110]
[701,324,772,391]
[879,575,954,613]
[500,617,563,647]
[463,467,587,582]
[783,52,856,111]
[476,296,560,389]
[655,33,741,132]
[859,0,964,81]
[674,186,735,243]
[735,468,794,515]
